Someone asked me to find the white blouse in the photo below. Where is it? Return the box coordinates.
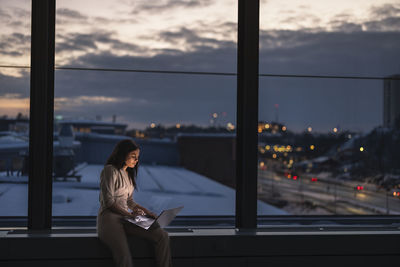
[98,164,135,215]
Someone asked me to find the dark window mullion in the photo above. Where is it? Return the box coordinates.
[235,0,260,229]
[28,0,55,230]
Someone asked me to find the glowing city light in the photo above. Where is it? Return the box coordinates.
[265,145,271,150]
[307,127,312,132]
[176,123,181,129]
[150,123,156,128]
[310,145,315,150]
[265,124,270,129]
[360,147,364,152]
[282,126,287,131]
[333,127,338,133]
[272,154,277,159]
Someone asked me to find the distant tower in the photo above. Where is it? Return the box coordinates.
[383,74,400,128]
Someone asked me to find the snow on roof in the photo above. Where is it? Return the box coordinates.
[0,164,286,216]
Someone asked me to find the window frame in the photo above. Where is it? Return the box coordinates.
[18,0,400,230]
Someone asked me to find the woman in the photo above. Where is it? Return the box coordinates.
[97,139,172,267]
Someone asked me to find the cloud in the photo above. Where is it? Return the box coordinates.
[327,3,400,33]
[259,30,400,76]
[370,3,400,19]
[0,7,29,29]
[279,13,322,28]
[53,67,236,128]
[56,31,146,55]
[331,22,363,33]
[364,17,400,32]
[0,50,23,57]
[0,96,29,110]
[55,95,132,111]
[0,33,30,46]
[0,71,30,116]
[131,0,214,14]
[157,26,236,51]
[57,8,87,20]
[56,33,99,53]
[0,71,30,98]
[0,8,12,21]
[0,33,29,58]
[92,16,138,25]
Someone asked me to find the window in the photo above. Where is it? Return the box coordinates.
[257,0,400,220]
[53,0,238,220]
[0,0,31,218]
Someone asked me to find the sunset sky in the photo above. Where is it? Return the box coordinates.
[0,0,399,132]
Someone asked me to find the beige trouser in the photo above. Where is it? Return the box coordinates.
[97,209,172,267]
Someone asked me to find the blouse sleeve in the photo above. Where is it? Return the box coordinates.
[100,165,117,209]
[127,190,137,210]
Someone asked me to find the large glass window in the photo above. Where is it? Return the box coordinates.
[0,0,31,217]
[53,0,238,219]
[0,0,31,216]
[257,0,400,219]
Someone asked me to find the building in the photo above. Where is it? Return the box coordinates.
[383,74,400,128]
[56,119,127,135]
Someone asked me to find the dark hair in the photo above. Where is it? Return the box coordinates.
[106,139,139,189]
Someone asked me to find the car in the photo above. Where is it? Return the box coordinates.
[284,171,299,180]
[392,190,400,198]
[354,185,364,191]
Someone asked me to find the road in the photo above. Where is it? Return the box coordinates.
[258,170,400,215]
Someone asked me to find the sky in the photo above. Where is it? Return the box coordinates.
[0,0,400,132]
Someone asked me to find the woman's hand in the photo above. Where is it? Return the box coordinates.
[131,207,146,216]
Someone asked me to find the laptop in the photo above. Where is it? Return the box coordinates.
[125,206,184,230]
